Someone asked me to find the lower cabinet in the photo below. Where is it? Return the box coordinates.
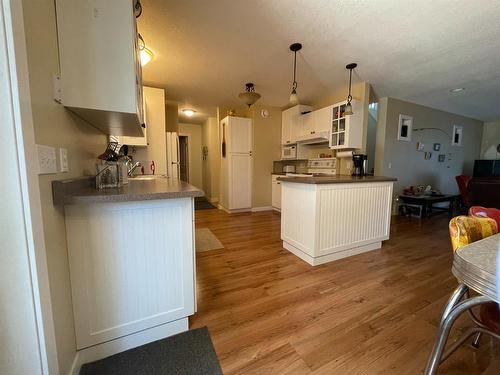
[272,174,282,211]
[64,198,195,350]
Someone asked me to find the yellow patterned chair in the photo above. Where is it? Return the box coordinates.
[448,215,499,348]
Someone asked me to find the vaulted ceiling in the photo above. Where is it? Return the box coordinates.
[138,0,500,122]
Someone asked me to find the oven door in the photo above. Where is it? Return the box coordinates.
[281,145,297,160]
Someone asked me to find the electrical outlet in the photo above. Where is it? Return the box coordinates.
[36,144,57,174]
[59,148,68,172]
[388,162,392,169]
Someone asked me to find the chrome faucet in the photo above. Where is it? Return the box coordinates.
[127,160,141,176]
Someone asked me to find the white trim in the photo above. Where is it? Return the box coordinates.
[251,206,273,212]
[69,318,188,375]
[217,204,251,214]
[283,241,382,266]
[2,0,58,373]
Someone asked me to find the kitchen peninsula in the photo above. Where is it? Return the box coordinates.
[278,175,396,266]
[52,177,203,367]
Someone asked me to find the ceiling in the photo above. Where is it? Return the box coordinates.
[138,0,500,122]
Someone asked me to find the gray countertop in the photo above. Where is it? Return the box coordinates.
[277,175,397,184]
[52,176,204,205]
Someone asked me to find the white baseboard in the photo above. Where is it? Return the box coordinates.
[217,204,251,214]
[68,318,188,375]
[283,241,382,266]
[251,206,273,212]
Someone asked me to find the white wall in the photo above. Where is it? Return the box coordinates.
[1,3,47,373]
[375,97,484,194]
[481,121,500,159]
[179,123,203,189]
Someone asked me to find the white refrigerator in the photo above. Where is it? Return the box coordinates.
[166,132,180,179]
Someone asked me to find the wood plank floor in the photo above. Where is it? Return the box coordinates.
[191,209,499,374]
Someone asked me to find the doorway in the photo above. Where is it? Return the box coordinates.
[179,135,189,182]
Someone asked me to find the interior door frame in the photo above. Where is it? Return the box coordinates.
[179,133,191,182]
[1,1,58,373]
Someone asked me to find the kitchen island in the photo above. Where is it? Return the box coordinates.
[52,177,203,370]
[277,175,396,266]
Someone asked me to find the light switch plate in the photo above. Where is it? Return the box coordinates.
[36,144,57,174]
[59,148,68,172]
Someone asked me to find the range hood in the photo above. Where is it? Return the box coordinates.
[297,131,330,145]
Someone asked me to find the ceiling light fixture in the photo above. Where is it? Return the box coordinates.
[344,63,357,116]
[138,34,154,66]
[289,43,302,106]
[182,109,195,117]
[449,87,465,93]
[238,83,261,108]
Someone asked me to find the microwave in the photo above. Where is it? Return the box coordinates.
[281,145,297,159]
[281,144,307,160]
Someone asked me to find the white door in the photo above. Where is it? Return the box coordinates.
[229,154,252,209]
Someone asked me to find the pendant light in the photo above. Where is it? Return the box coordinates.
[289,43,302,105]
[238,83,261,107]
[344,63,357,115]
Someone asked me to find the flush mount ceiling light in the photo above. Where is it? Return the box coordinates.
[182,109,195,117]
[138,34,154,66]
[289,43,302,105]
[344,63,357,116]
[449,87,465,93]
[238,83,261,108]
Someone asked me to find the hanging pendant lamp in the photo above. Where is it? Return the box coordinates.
[344,63,357,116]
[238,83,261,108]
[289,43,302,105]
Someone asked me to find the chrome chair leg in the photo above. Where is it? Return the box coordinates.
[440,283,468,324]
[425,295,491,375]
[471,332,482,348]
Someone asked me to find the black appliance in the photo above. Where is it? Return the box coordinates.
[352,154,367,176]
[473,160,500,177]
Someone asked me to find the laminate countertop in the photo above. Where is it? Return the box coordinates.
[52,176,204,205]
[277,175,397,184]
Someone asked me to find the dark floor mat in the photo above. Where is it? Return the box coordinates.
[195,197,216,210]
[79,327,222,375]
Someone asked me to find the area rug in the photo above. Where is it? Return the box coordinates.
[79,327,222,375]
[194,197,216,210]
[195,228,224,252]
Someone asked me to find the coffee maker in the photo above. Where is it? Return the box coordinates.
[352,154,367,176]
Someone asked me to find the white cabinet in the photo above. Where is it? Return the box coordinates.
[56,0,144,137]
[281,105,312,144]
[114,95,148,146]
[329,100,363,150]
[314,105,334,133]
[65,198,195,349]
[271,174,282,211]
[297,111,315,140]
[219,116,253,212]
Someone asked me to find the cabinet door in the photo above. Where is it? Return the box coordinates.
[298,112,314,140]
[116,96,148,146]
[229,117,252,153]
[230,154,252,209]
[272,181,282,209]
[314,106,333,133]
[65,199,195,349]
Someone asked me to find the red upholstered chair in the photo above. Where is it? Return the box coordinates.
[455,175,472,207]
[469,206,500,228]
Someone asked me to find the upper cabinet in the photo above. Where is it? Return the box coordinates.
[329,100,363,150]
[281,101,363,149]
[281,105,312,144]
[55,0,144,137]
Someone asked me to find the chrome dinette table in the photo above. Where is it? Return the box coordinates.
[425,233,500,374]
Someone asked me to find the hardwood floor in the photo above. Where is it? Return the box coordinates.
[191,209,499,374]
